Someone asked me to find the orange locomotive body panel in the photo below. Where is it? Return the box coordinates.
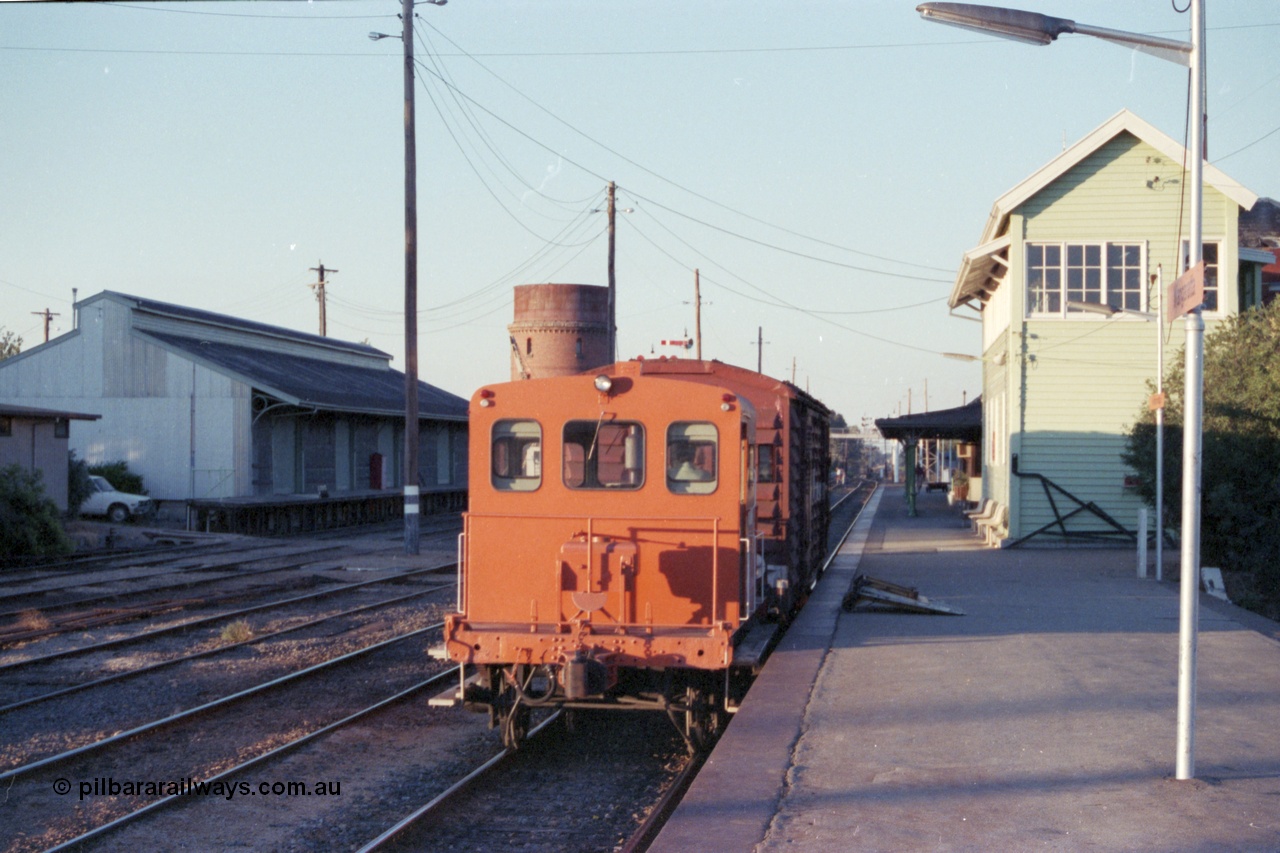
[443,366,758,683]
[629,358,832,606]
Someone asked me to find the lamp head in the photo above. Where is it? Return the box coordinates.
[917,3,1075,46]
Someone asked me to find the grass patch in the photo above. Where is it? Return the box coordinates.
[220,619,254,644]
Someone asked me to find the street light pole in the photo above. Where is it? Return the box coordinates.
[1177,0,1205,781]
[919,0,1205,780]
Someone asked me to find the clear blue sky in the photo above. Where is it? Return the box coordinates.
[3,1,1277,425]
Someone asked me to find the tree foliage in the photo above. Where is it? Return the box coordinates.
[88,461,147,496]
[0,328,21,361]
[1123,300,1280,610]
[67,451,93,515]
[0,464,73,558]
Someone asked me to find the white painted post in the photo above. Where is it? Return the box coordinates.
[1137,508,1148,578]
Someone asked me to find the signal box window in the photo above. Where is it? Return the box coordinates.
[667,422,718,495]
[492,420,541,492]
[563,420,644,490]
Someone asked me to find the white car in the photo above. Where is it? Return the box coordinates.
[81,475,154,523]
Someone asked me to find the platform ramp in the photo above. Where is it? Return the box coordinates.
[841,573,963,615]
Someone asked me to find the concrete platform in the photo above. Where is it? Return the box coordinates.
[651,485,1280,852]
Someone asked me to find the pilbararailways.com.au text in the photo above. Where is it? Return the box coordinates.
[54,777,342,801]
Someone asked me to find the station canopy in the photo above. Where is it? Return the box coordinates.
[875,396,982,443]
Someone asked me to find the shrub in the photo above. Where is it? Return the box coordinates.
[67,450,93,516]
[1124,300,1280,613]
[0,464,73,558]
[88,461,147,495]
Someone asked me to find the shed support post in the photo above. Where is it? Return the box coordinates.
[904,439,918,517]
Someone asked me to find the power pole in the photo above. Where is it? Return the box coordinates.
[401,0,420,556]
[694,269,702,360]
[753,326,769,374]
[31,308,58,343]
[606,181,617,362]
[309,262,337,336]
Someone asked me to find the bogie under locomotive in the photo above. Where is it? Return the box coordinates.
[431,360,829,750]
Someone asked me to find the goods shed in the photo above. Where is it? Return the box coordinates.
[0,291,468,527]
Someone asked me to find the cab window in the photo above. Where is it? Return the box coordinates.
[492,420,541,491]
[758,444,778,483]
[667,422,718,495]
[563,420,644,490]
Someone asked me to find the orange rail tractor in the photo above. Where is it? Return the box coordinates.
[431,359,831,750]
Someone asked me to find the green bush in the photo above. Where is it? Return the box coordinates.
[88,461,147,496]
[1124,300,1280,614]
[0,464,73,558]
[67,450,93,516]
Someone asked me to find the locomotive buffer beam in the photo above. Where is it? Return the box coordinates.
[841,574,964,616]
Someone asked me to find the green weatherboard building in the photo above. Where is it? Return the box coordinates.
[945,109,1273,546]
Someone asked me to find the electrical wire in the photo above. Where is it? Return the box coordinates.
[415,17,957,276]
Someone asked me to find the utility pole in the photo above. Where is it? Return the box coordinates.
[694,269,702,360]
[31,308,58,343]
[753,326,769,374]
[309,262,337,336]
[401,0,420,556]
[606,181,617,362]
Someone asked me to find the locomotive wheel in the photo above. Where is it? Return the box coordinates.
[682,685,723,753]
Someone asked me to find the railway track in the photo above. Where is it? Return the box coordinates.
[357,711,691,853]
[0,568,455,713]
[347,482,880,853]
[0,494,876,852]
[0,619,455,851]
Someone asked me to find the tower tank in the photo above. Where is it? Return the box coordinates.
[507,284,610,379]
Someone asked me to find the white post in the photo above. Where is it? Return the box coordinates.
[1156,266,1165,583]
[1175,0,1205,783]
[1137,508,1148,578]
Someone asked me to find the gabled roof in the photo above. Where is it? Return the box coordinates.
[88,290,390,360]
[80,290,467,421]
[139,331,467,421]
[949,109,1260,310]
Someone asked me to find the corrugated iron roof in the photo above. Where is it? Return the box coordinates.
[94,290,390,360]
[0,403,101,421]
[141,331,467,420]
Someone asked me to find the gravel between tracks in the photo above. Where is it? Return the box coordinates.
[0,531,491,853]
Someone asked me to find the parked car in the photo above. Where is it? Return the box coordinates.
[81,475,153,523]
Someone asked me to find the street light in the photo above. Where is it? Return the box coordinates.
[919,1,1205,781]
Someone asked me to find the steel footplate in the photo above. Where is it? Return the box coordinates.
[427,671,483,708]
[841,574,964,616]
[731,620,781,671]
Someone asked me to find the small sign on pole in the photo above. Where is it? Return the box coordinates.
[1167,261,1205,323]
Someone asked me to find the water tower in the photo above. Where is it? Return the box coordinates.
[507,284,610,380]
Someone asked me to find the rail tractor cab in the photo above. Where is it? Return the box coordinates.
[432,364,761,749]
